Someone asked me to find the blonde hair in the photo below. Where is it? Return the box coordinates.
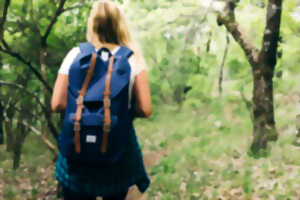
[87,0,146,68]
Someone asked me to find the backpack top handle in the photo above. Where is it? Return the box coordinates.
[97,47,113,58]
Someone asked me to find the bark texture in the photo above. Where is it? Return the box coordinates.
[217,0,283,154]
[218,32,230,96]
[0,54,3,144]
[0,0,10,40]
[0,101,3,144]
[13,120,27,170]
[5,102,15,152]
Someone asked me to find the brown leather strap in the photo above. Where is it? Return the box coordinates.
[73,53,97,153]
[101,56,114,153]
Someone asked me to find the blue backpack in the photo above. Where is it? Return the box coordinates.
[59,42,134,166]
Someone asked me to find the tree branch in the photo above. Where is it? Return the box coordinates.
[206,31,212,53]
[20,120,41,136]
[239,89,253,122]
[0,80,46,110]
[0,0,10,40]
[9,104,40,122]
[3,116,58,157]
[38,0,68,142]
[41,0,67,46]
[0,80,59,140]
[217,3,259,66]
[218,32,230,96]
[259,0,283,67]
[63,3,86,12]
[0,40,52,92]
[20,120,58,156]
[42,132,58,157]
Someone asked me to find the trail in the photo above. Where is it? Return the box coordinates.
[125,151,164,200]
[97,151,164,200]
[0,147,164,200]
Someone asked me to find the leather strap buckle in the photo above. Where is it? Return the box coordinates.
[74,121,81,132]
[103,91,111,96]
[103,124,110,133]
[76,95,84,105]
[104,98,111,108]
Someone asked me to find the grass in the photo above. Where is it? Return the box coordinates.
[134,92,300,199]
[0,133,56,200]
[1,86,300,199]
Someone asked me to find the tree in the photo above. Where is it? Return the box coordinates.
[0,0,10,146]
[131,0,212,106]
[0,54,3,145]
[217,0,283,154]
[0,0,88,167]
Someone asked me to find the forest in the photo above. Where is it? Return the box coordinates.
[1,0,300,199]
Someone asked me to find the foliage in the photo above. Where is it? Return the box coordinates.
[0,0,300,199]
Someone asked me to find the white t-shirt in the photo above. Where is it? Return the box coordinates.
[58,46,145,108]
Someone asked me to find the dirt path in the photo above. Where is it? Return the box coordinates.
[97,151,164,200]
[126,151,164,200]
[0,149,164,200]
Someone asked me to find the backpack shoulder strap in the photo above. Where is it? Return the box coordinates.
[115,46,134,59]
[73,53,97,154]
[74,42,96,62]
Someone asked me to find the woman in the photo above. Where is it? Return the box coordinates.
[51,1,152,199]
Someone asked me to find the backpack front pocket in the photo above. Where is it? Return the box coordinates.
[66,113,118,160]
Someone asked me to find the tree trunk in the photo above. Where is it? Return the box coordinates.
[0,54,3,144]
[296,114,300,137]
[0,102,3,144]
[40,46,58,141]
[294,114,300,146]
[173,86,184,105]
[206,31,212,53]
[251,63,277,153]
[5,121,13,152]
[218,32,230,96]
[13,120,27,170]
[5,103,15,152]
[217,0,282,154]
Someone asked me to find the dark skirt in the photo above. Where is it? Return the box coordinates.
[55,125,150,197]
